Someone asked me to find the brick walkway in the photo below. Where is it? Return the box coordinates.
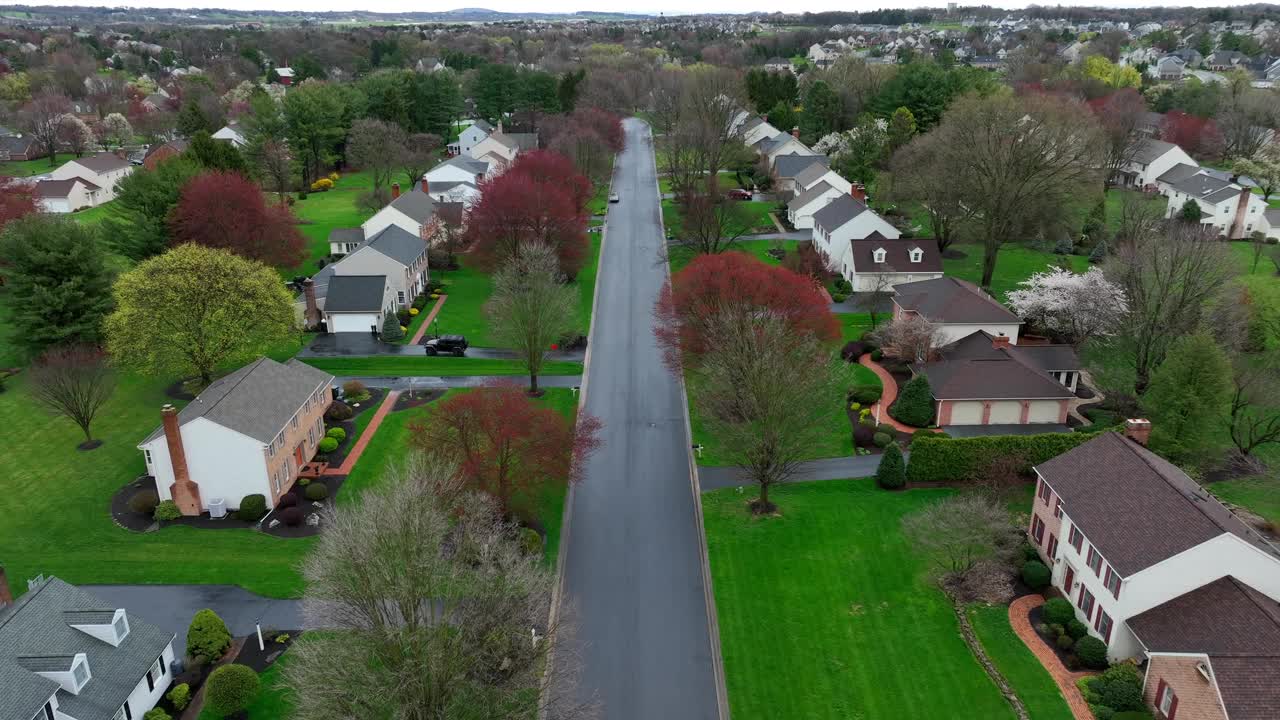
[324,390,401,476]
[1008,595,1096,720]
[409,294,448,344]
[858,353,921,434]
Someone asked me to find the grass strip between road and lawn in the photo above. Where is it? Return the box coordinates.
[703,478,1018,720]
[299,357,584,377]
[968,604,1076,720]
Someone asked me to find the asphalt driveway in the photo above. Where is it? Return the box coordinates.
[560,119,720,719]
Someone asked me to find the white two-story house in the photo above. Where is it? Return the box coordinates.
[328,225,429,308]
[1156,164,1269,238]
[48,153,135,204]
[361,187,436,239]
[448,119,493,156]
[1115,138,1196,190]
[0,576,177,720]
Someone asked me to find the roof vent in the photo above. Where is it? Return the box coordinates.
[1196,661,1212,682]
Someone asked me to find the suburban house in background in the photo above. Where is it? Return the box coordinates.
[141,139,188,170]
[0,133,44,162]
[772,154,828,196]
[892,277,1024,346]
[811,194,902,276]
[839,235,944,292]
[421,178,481,206]
[424,155,492,188]
[468,126,536,169]
[787,181,844,229]
[740,117,780,147]
[794,162,852,195]
[211,122,247,147]
[321,275,396,333]
[1114,138,1196,189]
[361,186,436,239]
[912,330,1079,426]
[326,224,429,308]
[0,575,177,720]
[49,153,134,203]
[34,177,101,214]
[1156,163,1268,238]
[327,227,364,256]
[272,66,294,85]
[136,357,334,515]
[449,119,493,156]
[764,56,793,73]
[1028,423,1280,717]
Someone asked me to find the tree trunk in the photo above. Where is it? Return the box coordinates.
[981,241,999,291]
[529,370,539,395]
[79,422,93,443]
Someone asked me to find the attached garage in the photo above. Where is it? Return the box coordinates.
[1027,400,1064,424]
[322,275,391,335]
[948,401,984,425]
[988,401,1022,424]
[327,312,380,333]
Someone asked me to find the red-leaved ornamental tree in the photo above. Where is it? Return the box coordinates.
[1160,111,1224,160]
[654,252,840,372]
[411,385,603,519]
[0,176,38,231]
[169,171,307,267]
[541,107,625,185]
[464,151,590,277]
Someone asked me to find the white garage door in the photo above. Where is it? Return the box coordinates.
[1027,401,1062,424]
[948,401,983,425]
[989,401,1022,424]
[328,313,379,333]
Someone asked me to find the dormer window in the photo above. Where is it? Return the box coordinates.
[72,658,89,689]
[113,612,129,642]
[873,248,886,264]
[909,248,923,263]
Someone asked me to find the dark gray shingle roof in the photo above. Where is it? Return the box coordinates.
[1131,138,1179,165]
[794,162,832,188]
[773,153,827,179]
[0,578,174,720]
[385,189,435,223]
[140,357,334,445]
[812,194,868,232]
[914,331,1074,401]
[69,152,132,174]
[324,275,388,313]
[365,224,427,268]
[850,238,943,273]
[788,181,836,212]
[327,227,363,247]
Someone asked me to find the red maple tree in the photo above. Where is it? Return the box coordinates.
[464,152,590,277]
[168,171,307,267]
[0,176,38,231]
[654,252,840,372]
[412,385,603,519]
[1160,111,1224,160]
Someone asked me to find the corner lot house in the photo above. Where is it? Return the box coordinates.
[323,275,396,333]
[1028,423,1280,717]
[361,187,436,239]
[137,358,334,515]
[892,277,1023,346]
[49,153,134,203]
[912,331,1078,426]
[328,224,429,307]
[0,575,176,720]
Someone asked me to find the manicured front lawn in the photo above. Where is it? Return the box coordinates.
[0,156,59,177]
[667,238,798,275]
[968,604,1075,720]
[1209,475,1280,527]
[703,479,1017,720]
[943,244,1088,303]
[282,171,374,278]
[299,356,584,377]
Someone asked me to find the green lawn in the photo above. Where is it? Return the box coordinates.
[299,357,584,377]
[704,479,1017,720]
[968,604,1075,720]
[668,238,797,275]
[1209,475,1280,527]
[663,198,778,239]
[282,171,374,278]
[943,244,1088,303]
[198,645,296,720]
[0,156,60,177]
[838,312,876,339]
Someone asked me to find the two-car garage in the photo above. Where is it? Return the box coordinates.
[321,275,392,335]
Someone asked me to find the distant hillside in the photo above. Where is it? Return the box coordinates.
[0,4,656,25]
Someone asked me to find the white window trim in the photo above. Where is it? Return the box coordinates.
[873,249,886,263]
[1158,685,1174,713]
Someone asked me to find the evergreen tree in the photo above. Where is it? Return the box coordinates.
[1179,199,1203,223]
[101,155,202,261]
[0,215,113,356]
[381,313,405,341]
[799,80,842,142]
[890,374,936,427]
[176,99,209,137]
[887,106,917,151]
[1140,332,1232,459]
[875,442,906,489]
[188,131,248,174]
[768,100,797,134]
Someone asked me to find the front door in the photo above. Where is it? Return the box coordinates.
[1063,565,1075,596]
[294,444,305,467]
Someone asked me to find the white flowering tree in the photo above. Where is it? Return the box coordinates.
[1007,267,1128,347]
[101,113,133,147]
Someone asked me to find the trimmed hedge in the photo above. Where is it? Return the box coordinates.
[205,663,260,717]
[875,443,906,489]
[905,430,1103,483]
[1075,635,1109,669]
[1021,560,1051,589]
[1042,597,1075,626]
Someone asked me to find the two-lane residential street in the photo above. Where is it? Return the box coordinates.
[560,119,721,719]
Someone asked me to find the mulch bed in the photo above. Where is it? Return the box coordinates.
[393,388,444,412]
[318,387,387,467]
[232,628,299,672]
[1027,603,1086,672]
[165,510,262,531]
[110,475,160,533]
[260,475,347,539]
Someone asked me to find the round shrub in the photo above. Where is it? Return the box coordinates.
[325,426,346,440]
[831,292,848,303]
[128,489,159,515]
[850,385,882,404]
[1048,623,1065,638]
[1022,543,1041,561]
[890,374,935,427]
[871,349,884,361]
[841,341,868,361]
[1075,635,1110,669]
[875,443,906,489]
[1034,622,1049,636]
[1021,560,1051,590]
[304,482,330,501]
[325,401,354,422]
[1100,678,1144,712]
[872,432,892,448]
[166,683,191,711]
[279,506,305,526]
[853,425,876,448]
[205,663,260,717]
[318,436,339,453]
[875,423,898,439]
[237,494,267,522]
[1056,633,1075,650]
[1093,707,1115,720]
[186,609,231,664]
[342,379,368,398]
[277,493,299,508]
[1066,618,1089,640]
[849,402,861,412]
[143,709,171,720]
[860,415,878,429]
[409,307,420,316]
[1042,597,1076,626]
[153,500,181,521]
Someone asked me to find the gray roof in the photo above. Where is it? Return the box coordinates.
[0,577,174,720]
[788,181,836,212]
[1265,207,1280,226]
[0,135,38,154]
[69,152,132,174]
[140,357,334,445]
[1131,138,1179,165]
[471,119,494,133]
[425,180,477,195]
[1159,164,1243,201]
[364,224,427,268]
[324,275,388,313]
[385,189,435,223]
[506,132,539,151]
[773,153,827,179]
[893,277,1020,324]
[794,162,832,188]
[434,155,490,177]
[913,330,1075,401]
[1036,432,1280,576]
[812,194,869,232]
[327,227,363,247]
[1156,162,1201,185]
[34,177,99,197]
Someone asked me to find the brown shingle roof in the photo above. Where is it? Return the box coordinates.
[1036,433,1280,576]
[913,331,1075,400]
[894,276,1020,324]
[850,238,943,274]
[69,152,131,174]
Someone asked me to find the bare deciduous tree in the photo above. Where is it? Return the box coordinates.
[401,132,442,188]
[1229,359,1280,457]
[29,345,116,449]
[872,313,945,363]
[485,243,578,394]
[901,494,1021,580]
[346,117,407,194]
[20,90,72,166]
[253,139,293,203]
[57,114,94,157]
[887,136,975,251]
[857,268,895,329]
[693,313,848,514]
[1098,89,1147,190]
[285,453,596,720]
[674,190,755,255]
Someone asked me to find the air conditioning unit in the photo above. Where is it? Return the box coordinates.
[208,497,227,519]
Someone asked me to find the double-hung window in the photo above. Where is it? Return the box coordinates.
[1068,525,1084,552]
[1047,534,1059,559]
[1053,497,1062,518]
[1094,609,1113,644]
[1103,567,1122,599]
[1078,586,1096,619]
[145,656,163,691]
[1156,681,1177,718]
[1086,545,1104,576]
[1031,515,1046,545]
[1037,479,1051,503]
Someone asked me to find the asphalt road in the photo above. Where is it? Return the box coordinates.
[560,119,720,719]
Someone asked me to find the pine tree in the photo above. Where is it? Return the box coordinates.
[891,374,936,427]
[875,442,906,489]
[381,313,405,342]
[1179,199,1203,223]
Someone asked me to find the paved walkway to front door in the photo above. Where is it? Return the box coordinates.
[324,390,401,475]
[408,294,448,344]
[1008,594,1096,720]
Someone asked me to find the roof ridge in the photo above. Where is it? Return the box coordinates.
[0,576,53,633]
[1228,576,1280,631]
[192,357,268,419]
[1120,435,1249,540]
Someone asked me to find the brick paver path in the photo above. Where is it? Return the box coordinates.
[858,353,923,434]
[324,390,401,475]
[1008,594,1096,720]
[409,294,448,344]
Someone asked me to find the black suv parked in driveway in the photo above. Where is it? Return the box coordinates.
[423,334,468,356]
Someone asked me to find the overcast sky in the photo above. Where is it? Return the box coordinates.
[11,0,1262,15]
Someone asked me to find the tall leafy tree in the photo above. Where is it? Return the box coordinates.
[105,244,296,385]
[408,70,463,137]
[485,244,579,394]
[284,81,356,186]
[470,63,520,123]
[345,118,406,194]
[0,216,113,355]
[188,131,248,174]
[168,171,307,267]
[101,155,202,261]
[799,80,842,141]
[886,106,916,151]
[1140,332,1232,459]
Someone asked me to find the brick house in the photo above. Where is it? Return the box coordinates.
[1028,421,1280,718]
[136,358,334,515]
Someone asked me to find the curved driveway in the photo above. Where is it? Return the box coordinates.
[560,119,720,719]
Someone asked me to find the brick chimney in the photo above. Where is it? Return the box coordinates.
[422,178,430,195]
[302,279,321,328]
[791,126,800,139]
[162,404,201,516]
[992,333,1011,349]
[391,182,401,200]
[850,183,867,202]
[1124,418,1152,446]
[0,565,12,608]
